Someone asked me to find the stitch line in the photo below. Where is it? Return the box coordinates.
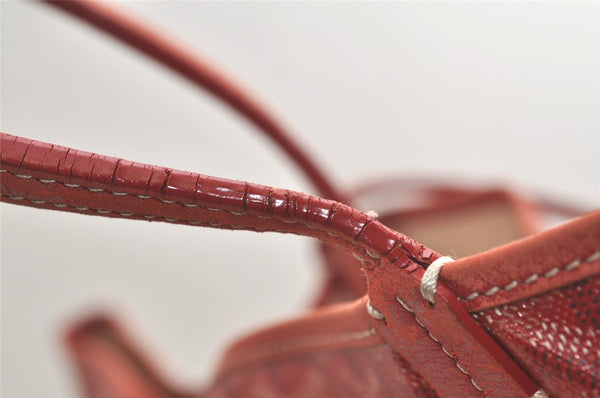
[220,328,380,377]
[3,194,302,234]
[4,192,373,260]
[0,168,389,266]
[395,296,485,395]
[460,250,600,301]
[3,169,320,227]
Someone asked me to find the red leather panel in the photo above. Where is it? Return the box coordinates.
[365,265,538,398]
[441,210,600,312]
[477,275,600,397]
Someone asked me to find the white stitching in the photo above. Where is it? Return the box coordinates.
[5,191,358,240]
[395,296,485,395]
[366,300,385,320]
[460,250,600,301]
[2,195,295,233]
[0,169,402,272]
[1,170,307,227]
[365,249,380,259]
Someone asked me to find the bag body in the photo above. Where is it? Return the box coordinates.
[2,2,598,397]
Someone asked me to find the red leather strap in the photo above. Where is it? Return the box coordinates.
[42,0,345,203]
[0,132,428,266]
[0,132,541,397]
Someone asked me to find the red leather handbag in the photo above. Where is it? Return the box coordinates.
[2,2,598,397]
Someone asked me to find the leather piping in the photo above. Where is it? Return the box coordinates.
[460,251,600,301]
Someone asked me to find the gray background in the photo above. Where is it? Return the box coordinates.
[2,1,599,397]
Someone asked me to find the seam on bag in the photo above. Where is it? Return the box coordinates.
[1,169,346,237]
[459,251,600,301]
[3,194,387,273]
[2,194,268,230]
[1,169,396,265]
[221,328,381,374]
[395,296,485,396]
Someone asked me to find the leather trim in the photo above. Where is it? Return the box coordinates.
[441,210,600,312]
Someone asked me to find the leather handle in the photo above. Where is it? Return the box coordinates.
[0,133,432,268]
[0,132,541,397]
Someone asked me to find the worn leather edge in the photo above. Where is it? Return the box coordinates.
[441,210,600,312]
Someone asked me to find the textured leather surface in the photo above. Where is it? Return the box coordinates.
[441,210,600,312]
[0,132,544,396]
[364,264,539,397]
[477,275,600,397]
[206,344,437,398]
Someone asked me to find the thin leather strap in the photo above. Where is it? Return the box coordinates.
[42,0,346,203]
[0,132,542,397]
